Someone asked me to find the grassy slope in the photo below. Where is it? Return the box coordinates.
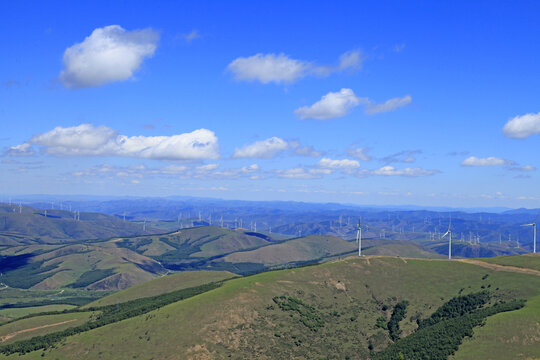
[452,293,540,360]
[0,243,165,291]
[362,240,445,259]
[221,235,356,266]
[0,305,76,320]
[0,206,156,245]
[112,226,273,259]
[4,256,540,359]
[85,271,236,307]
[0,312,94,345]
[479,253,540,271]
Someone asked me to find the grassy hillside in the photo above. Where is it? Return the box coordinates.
[220,235,356,266]
[0,204,158,245]
[479,253,540,271]
[113,226,275,260]
[2,256,539,359]
[85,270,236,307]
[0,242,166,291]
[362,240,445,259]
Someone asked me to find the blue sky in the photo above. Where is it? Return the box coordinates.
[1,1,540,208]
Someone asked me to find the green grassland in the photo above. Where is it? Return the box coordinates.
[220,234,356,266]
[0,305,76,321]
[452,292,540,360]
[479,253,540,271]
[1,256,539,359]
[112,226,275,260]
[0,311,94,345]
[85,270,236,307]
[362,240,445,259]
[0,242,166,291]
[0,204,157,245]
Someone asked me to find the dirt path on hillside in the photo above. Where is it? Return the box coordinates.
[0,319,78,343]
[455,259,540,277]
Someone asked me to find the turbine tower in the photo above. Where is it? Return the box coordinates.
[442,217,452,259]
[356,219,362,257]
[522,222,537,253]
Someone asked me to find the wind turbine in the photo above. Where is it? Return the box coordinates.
[356,220,363,257]
[522,222,536,253]
[442,217,452,259]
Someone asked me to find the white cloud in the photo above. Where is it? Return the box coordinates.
[317,157,360,169]
[461,156,514,167]
[196,163,219,172]
[232,137,290,158]
[338,50,363,71]
[159,165,188,174]
[59,25,159,88]
[372,166,438,177]
[275,168,320,179]
[4,143,35,157]
[365,95,412,114]
[295,88,367,120]
[510,165,536,172]
[25,124,219,160]
[295,89,412,120]
[502,112,540,139]
[347,146,372,161]
[227,50,363,84]
[227,53,310,84]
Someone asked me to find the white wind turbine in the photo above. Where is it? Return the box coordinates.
[442,216,452,259]
[522,222,537,253]
[356,219,363,257]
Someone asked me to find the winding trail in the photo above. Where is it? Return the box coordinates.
[454,258,540,277]
[0,319,78,343]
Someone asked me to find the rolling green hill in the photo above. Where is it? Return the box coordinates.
[85,270,236,307]
[0,242,166,291]
[0,255,539,359]
[478,253,540,271]
[0,204,158,245]
[219,234,356,266]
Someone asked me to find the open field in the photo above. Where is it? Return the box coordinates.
[479,253,540,271]
[85,270,236,307]
[0,312,94,345]
[0,255,538,359]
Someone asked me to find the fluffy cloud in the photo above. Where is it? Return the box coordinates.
[4,143,35,157]
[317,158,360,169]
[502,112,540,139]
[232,137,290,158]
[227,50,363,84]
[60,25,159,88]
[365,95,412,114]
[295,89,367,120]
[24,124,219,160]
[227,54,310,84]
[461,156,514,167]
[372,166,438,177]
[295,89,412,120]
